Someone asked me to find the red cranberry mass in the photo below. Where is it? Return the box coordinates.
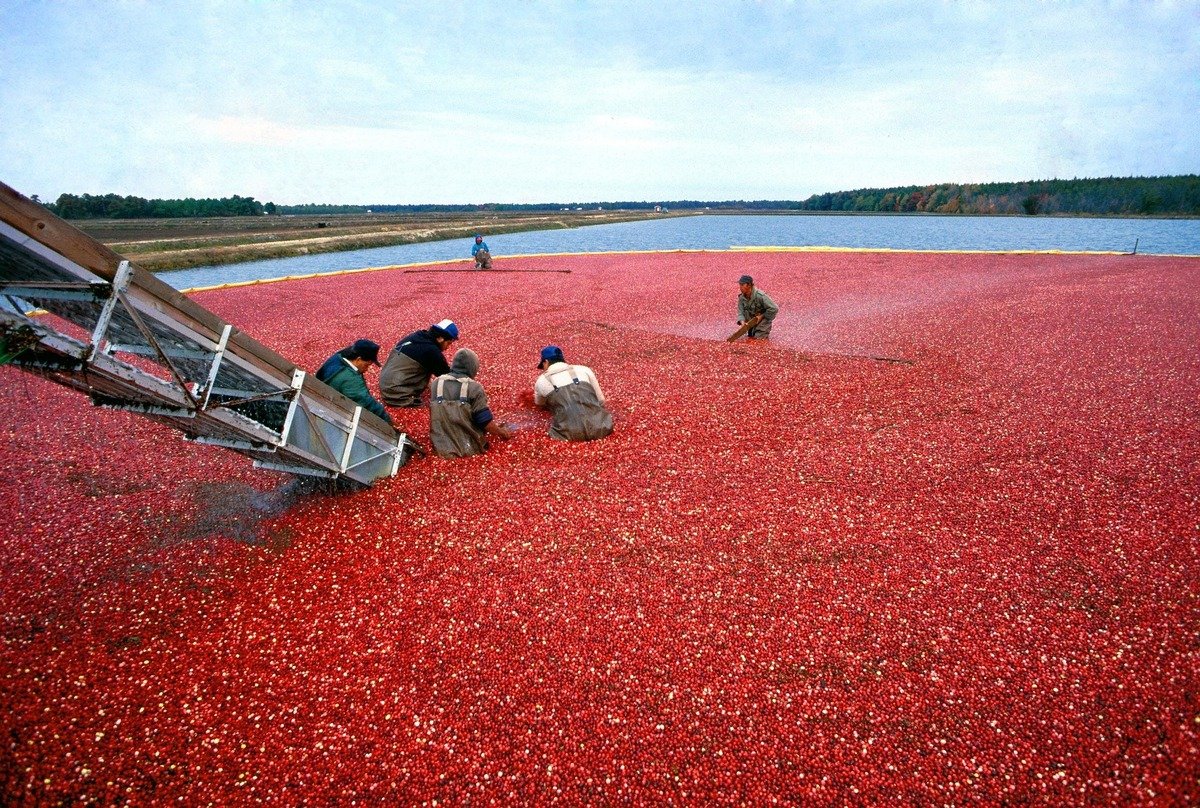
[0,249,1196,804]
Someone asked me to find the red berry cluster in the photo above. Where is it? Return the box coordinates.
[0,250,1196,804]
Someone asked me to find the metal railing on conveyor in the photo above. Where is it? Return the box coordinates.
[0,181,416,487]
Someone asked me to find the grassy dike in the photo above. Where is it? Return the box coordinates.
[75,209,697,271]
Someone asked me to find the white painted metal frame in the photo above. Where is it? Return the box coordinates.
[0,208,412,486]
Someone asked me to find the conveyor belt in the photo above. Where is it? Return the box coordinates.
[0,182,413,487]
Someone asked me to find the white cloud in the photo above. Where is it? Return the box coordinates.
[1,1,1196,202]
[189,115,308,147]
[313,58,397,93]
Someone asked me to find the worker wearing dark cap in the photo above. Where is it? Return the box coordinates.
[737,275,779,340]
[533,345,613,441]
[471,234,492,269]
[380,319,460,408]
[314,339,393,425]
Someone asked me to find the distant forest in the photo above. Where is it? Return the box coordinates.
[794,175,1200,216]
[45,193,272,219]
[39,174,1200,219]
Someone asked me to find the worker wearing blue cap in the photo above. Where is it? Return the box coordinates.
[380,319,460,408]
[533,345,612,441]
[314,339,393,424]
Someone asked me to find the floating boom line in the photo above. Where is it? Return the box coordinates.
[402,267,572,274]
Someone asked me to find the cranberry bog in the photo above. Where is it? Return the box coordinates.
[1,249,1197,804]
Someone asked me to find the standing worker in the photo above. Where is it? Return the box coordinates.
[471,234,492,269]
[736,274,779,340]
[533,345,613,441]
[314,339,393,425]
[380,319,459,408]
[429,348,512,457]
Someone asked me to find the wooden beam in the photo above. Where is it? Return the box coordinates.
[0,182,297,377]
[0,181,126,279]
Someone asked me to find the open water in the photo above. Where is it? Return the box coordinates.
[163,213,1200,290]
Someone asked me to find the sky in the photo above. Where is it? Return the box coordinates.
[1,1,1197,205]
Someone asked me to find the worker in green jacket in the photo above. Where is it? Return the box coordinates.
[737,274,779,340]
[314,339,393,425]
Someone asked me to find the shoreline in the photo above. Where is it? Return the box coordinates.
[75,209,700,271]
[73,208,1199,273]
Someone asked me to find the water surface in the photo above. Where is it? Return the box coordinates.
[164,214,1200,290]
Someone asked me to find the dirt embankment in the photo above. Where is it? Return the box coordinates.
[75,210,694,271]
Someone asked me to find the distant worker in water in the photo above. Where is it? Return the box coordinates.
[471,234,492,269]
[429,348,513,458]
[380,319,459,408]
[735,274,779,340]
[314,339,393,425]
[533,345,613,442]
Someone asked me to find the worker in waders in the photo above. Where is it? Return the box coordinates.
[533,345,613,441]
[314,339,393,425]
[428,348,512,458]
[380,319,459,408]
[471,234,492,269]
[737,274,779,340]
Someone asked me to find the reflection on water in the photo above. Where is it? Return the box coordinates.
[163,214,1200,290]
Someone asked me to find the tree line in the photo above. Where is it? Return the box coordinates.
[38,175,1199,219]
[42,193,273,219]
[793,175,1200,216]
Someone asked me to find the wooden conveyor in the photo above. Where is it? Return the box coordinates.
[0,182,415,487]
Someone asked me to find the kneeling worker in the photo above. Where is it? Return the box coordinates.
[471,234,492,269]
[533,345,613,441]
[737,274,779,340]
[429,348,512,458]
[380,319,459,408]
[315,339,393,425]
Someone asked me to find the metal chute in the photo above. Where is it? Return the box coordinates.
[0,181,413,486]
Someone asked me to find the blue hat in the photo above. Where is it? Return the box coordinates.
[538,345,564,367]
[738,275,754,285]
[349,339,381,365]
[430,319,459,341]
